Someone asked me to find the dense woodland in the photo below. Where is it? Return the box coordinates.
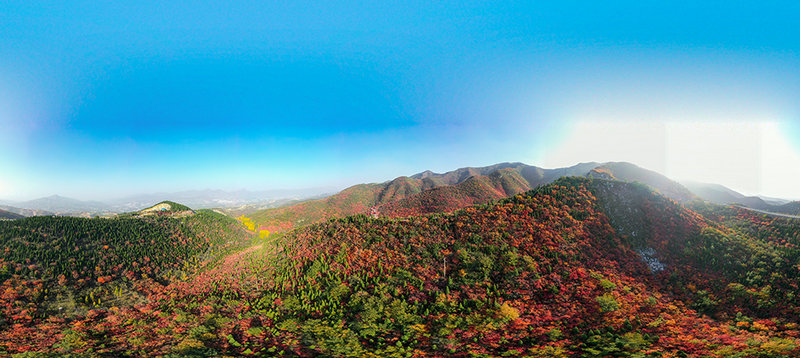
[0,209,254,354]
[1,179,800,356]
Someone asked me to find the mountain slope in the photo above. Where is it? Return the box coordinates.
[0,209,24,220]
[681,181,800,216]
[760,195,792,206]
[773,201,800,216]
[251,158,787,235]
[377,168,530,217]
[588,162,695,202]
[594,179,800,313]
[682,181,772,210]
[250,162,601,232]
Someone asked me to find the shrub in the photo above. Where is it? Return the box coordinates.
[596,294,618,312]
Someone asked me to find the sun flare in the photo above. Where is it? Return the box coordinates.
[545,120,800,199]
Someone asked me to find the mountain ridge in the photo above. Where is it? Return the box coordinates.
[249,162,602,232]
[249,161,699,233]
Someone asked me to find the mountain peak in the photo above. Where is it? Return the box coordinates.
[411,170,437,179]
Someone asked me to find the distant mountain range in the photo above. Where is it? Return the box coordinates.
[681,181,800,216]
[0,205,54,217]
[0,188,334,217]
[3,162,799,221]
[250,161,800,232]
[103,188,335,212]
[0,209,24,220]
[14,195,109,213]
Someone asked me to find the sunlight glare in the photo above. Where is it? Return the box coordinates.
[544,120,800,199]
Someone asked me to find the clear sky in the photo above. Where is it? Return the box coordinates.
[1,1,799,201]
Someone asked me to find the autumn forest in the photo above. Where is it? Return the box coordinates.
[2,164,800,357]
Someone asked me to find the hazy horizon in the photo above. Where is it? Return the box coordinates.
[0,186,340,204]
[2,158,798,203]
[2,2,799,201]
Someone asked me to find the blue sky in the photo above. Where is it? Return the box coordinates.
[1,1,799,200]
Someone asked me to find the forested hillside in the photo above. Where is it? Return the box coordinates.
[249,161,723,237]
[249,163,599,234]
[376,168,531,217]
[0,206,254,352]
[4,179,800,356]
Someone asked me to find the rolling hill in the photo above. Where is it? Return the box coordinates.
[105,188,334,212]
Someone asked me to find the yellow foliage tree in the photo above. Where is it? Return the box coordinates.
[237,215,256,231]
